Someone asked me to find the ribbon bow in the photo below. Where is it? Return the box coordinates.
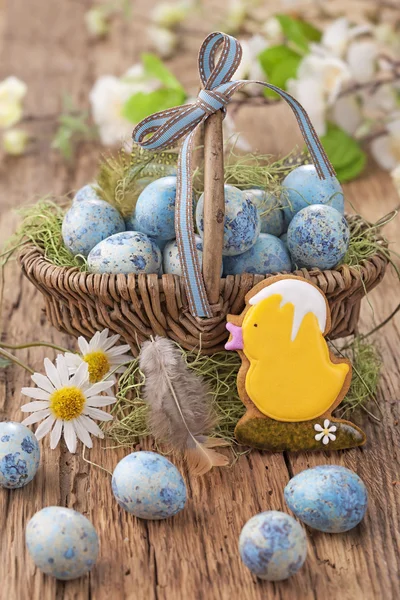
[133,31,335,318]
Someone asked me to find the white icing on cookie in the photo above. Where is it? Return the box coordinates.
[249,279,327,341]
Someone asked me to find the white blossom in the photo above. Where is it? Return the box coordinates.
[148,26,178,58]
[371,117,400,171]
[0,76,27,129]
[89,65,161,146]
[2,128,29,155]
[151,1,190,29]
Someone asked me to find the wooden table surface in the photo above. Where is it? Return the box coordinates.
[0,1,399,599]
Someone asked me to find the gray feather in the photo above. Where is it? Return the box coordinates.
[139,336,228,474]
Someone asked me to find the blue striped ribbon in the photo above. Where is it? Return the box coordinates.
[133,31,336,318]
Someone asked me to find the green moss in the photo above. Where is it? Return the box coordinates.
[105,336,380,449]
[1,198,88,271]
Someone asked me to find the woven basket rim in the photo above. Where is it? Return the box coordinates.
[18,213,389,287]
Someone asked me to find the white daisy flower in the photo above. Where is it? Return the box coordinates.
[21,355,116,453]
[64,329,132,385]
[314,419,337,445]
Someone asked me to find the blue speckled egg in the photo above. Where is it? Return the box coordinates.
[239,511,307,581]
[88,231,161,275]
[134,176,177,240]
[282,165,344,222]
[163,236,201,276]
[287,205,349,270]
[284,465,368,533]
[0,422,40,489]
[112,451,187,520]
[73,184,101,203]
[26,507,99,580]
[247,189,284,237]
[280,232,288,245]
[224,233,291,276]
[62,199,125,257]
[163,236,223,276]
[196,185,260,256]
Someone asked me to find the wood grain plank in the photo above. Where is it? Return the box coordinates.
[0,1,399,599]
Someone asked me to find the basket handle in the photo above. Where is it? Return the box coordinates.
[133,32,336,318]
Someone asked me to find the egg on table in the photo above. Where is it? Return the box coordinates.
[73,184,101,203]
[62,199,125,257]
[0,422,40,489]
[196,184,260,256]
[112,451,187,519]
[287,205,350,270]
[88,231,161,275]
[26,507,99,580]
[239,511,307,581]
[282,165,344,222]
[284,465,368,533]
[133,176,177,241]
[223,233,291,276]
[246,189,284,237]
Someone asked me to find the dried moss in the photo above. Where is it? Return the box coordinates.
[1,198,88,271]
[105,336,381,449]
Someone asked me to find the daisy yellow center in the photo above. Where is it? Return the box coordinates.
[50,386,86,421]
[83,351,110,383]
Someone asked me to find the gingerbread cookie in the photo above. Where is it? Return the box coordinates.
[225,275,366,452]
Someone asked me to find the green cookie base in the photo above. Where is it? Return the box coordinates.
[235,415,366,452]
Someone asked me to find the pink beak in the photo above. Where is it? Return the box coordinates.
[225,322,243,351]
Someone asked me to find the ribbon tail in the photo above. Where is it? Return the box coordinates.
[232,80,336,181]
[175,127,213,318]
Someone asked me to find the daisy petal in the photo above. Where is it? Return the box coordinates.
[102,334,120,351]
[322,435,330,445]
[86,396,116,407]
[70,361,89,388]
[108,354,132,365]
[85,380,115,397]
[78,415,104,439]
[99,328,110,345]
[78,336,90,355]
[315,432,324,441]
[35,415,55,440]
[73,419,93,448]
[329,425,337,433]
[22,409,51,426]
[89,331,101,352]
[314,424,324,432]
[21,387,50,401]
[31,373,55,394]
[63,421,77,453]
[323,419,331,429]
[85,407,113,421]
[44,358,62,389]
[56,354,70,386]
[107,346,132,357]
[50,420,63,449]
[21,401,50,412]
[64,352,83,369]
[328,433,336,441]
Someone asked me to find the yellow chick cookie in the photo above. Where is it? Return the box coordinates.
[225,275,366,451]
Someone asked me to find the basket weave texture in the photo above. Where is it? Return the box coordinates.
[18,215,388,356]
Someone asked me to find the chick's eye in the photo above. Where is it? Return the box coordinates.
[253,323,258,328]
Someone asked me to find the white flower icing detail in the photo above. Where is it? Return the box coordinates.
[314,419,337,445]
[249,279,327,341]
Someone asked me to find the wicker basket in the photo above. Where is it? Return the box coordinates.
[19,213,388,356]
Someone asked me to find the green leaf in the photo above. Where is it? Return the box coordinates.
[141,53,184,91]
[320,123,367,182]
[0,357,11,369]
[276,14,321,52]
[258,45,302,98]
[122,87,186,124]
